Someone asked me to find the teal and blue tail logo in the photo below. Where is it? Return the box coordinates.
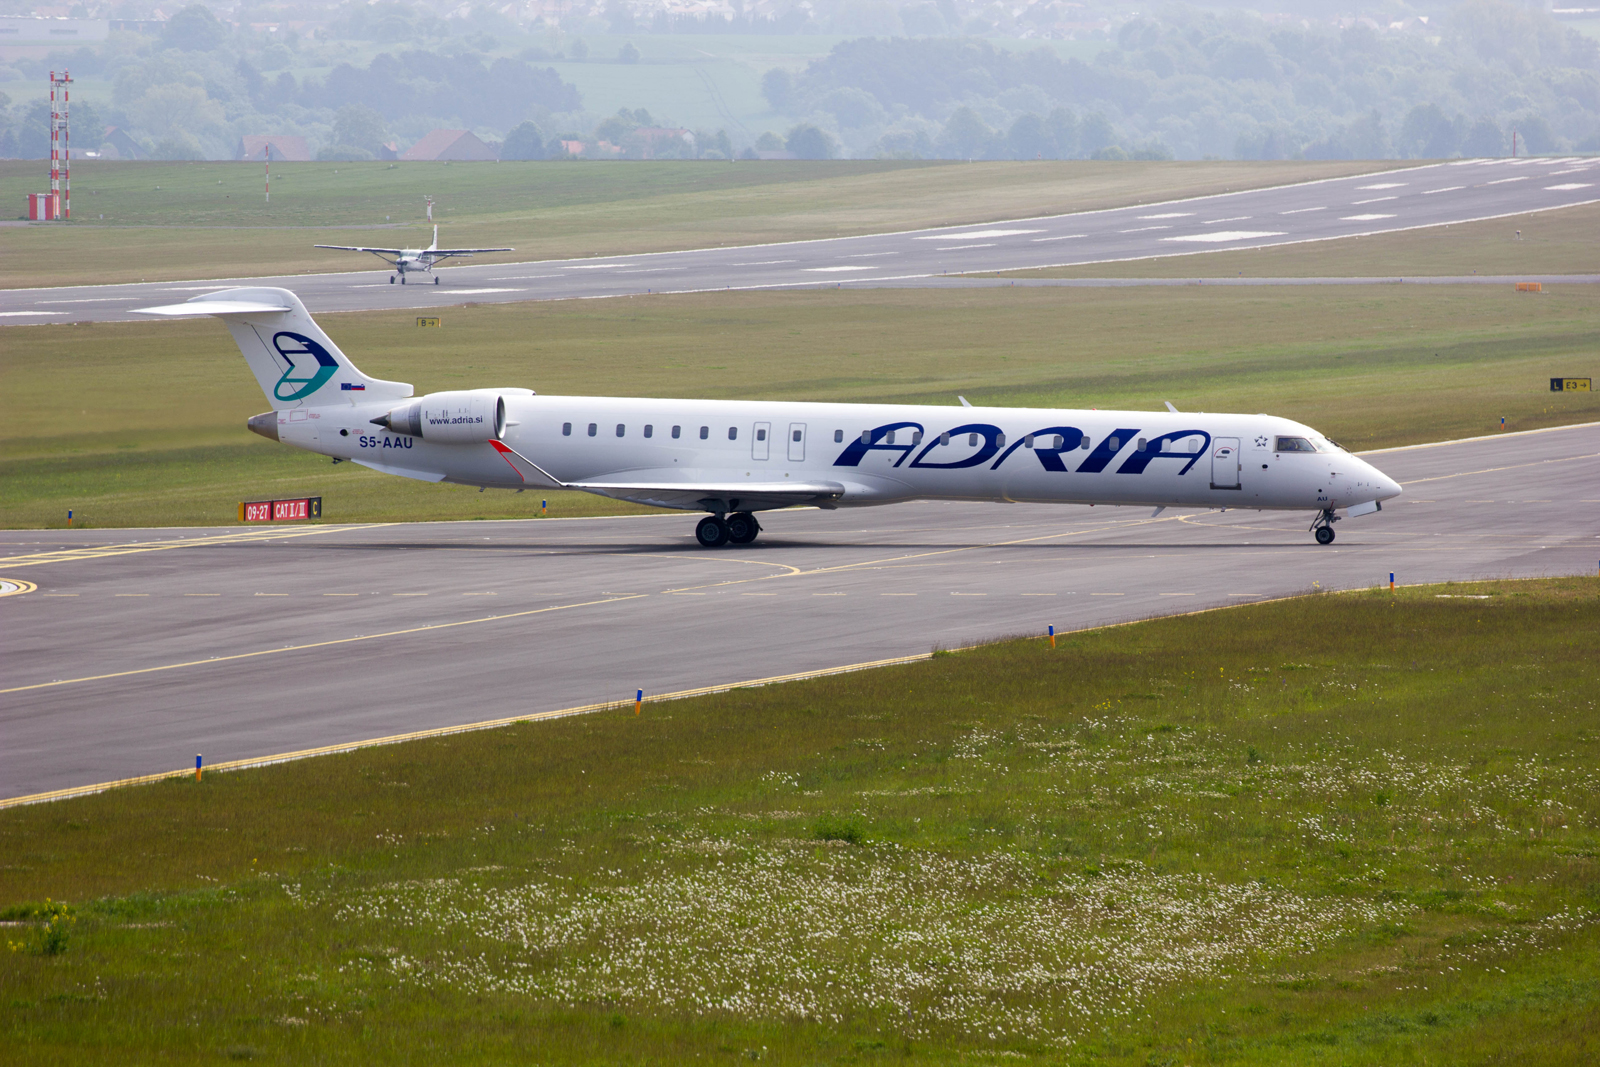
[272,331,339,401]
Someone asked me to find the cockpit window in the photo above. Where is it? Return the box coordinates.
[1275,436,1317,453]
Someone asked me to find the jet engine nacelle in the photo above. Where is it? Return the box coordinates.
[373,390,508,443]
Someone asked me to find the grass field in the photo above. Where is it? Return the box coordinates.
[993,200,1600,279]
[3,281,1596,530]
[3,578,1596,1064]
[0,159,1407,288]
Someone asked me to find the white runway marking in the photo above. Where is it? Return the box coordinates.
[1341,213,1397,221]
[1422,186,1464,194]
[1031,234,1086,242]
[562,264,635,270]
[1545,183,1593,191]
[1162,230,1285,243]
[1356,183,1407,190]
[617,268,685,274]
[443,288,528,295]
[1137,212,1193,219]
[34,297,139,304]
[730,260,795,266]
[1280,206,1325,214]
[1353,196,1398,204]
[1487,176,1529,184]
[804,266,875,272]
[845,252,899,258]
[935,243,996,250]
[1203,216,1252,224]
[1120,226,1172,233]
[0,311,64,316]
[913,229,1043,240]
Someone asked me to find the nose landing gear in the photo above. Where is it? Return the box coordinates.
[695,512,761,548]
[1310,508,1337,545]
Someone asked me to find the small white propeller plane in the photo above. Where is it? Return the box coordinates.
[314,225,512,285]
[137,288,1402,547]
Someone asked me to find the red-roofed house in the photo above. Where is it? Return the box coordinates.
[238,135,310,161]
[401,129,497,161]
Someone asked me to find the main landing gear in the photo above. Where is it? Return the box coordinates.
[696,512,761,548]
[434,275,440,285]
[389,275,395,284]
[1310,508,1337,545]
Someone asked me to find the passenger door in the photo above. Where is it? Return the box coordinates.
[752,421,771,461]
[787,422,806,462]
[1211,437,1241,489]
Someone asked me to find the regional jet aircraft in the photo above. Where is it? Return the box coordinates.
[137,288,1402,547]
[314,226,512,284]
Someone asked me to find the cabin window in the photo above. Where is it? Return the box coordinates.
[1136,437,1147,451]
[728,426,738,441]
[756,428,766,441]
[643,424,653,438]
[1024,434,1034,449]
[587,423,597,437]
[834,429,843,443]
[911,430,922,445]
[1081,436,1090,450]
[1275,436,1316,453]
[699,426,709,440]
[996,433,1006,447]
[562,422,572,436]
[860,430,871,444]
[616,424,626,437]
[886,430,896,445]
[793,429,803,443]
[1109,436,1120,450]
[940,432,950,446]
[1053,434,1064,449]
[671,425,681,439]
[967,433,978,446]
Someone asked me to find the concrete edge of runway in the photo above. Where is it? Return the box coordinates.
[5,580,1364,810]
[0,161,1440,297]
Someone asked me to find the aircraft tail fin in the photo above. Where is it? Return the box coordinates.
[135,287,413,410]
[430,224,438,251]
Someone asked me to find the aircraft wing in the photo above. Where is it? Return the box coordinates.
[314,245,405,255]
[487,444,844,510]
[426,247,514,257]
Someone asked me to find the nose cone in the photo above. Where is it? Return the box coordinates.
[1366,461,1402,500]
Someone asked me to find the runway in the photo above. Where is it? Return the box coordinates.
[3,422,1596,803]
[4,157,1596,324]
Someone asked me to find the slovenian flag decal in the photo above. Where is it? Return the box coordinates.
[341,383,366,391]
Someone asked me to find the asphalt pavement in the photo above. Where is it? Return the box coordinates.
[3,421,1596,802]
[3,157,1596,324]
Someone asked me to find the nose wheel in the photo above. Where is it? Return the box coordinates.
[1310,508,1338,545]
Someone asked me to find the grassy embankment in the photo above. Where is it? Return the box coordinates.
[2,279,1596,529]
[992,199,1600,279]
[0,158,1407,288]
[2,578,1596,1064]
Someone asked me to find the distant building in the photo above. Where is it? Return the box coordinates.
[400,130,497,162]
[632,127,694,159]
[238,135,311,162]
[100,127,148,160]
[379,141,399,161]
[0,16,110,43]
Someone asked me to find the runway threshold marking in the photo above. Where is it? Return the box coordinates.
[0,524,386,568]
[0,594,647,696]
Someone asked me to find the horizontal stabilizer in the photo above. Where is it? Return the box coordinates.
[135,300,291,317]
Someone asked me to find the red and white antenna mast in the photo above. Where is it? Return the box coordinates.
[50,70,71,221]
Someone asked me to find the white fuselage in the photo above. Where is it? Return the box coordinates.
[277,394,1403,514]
